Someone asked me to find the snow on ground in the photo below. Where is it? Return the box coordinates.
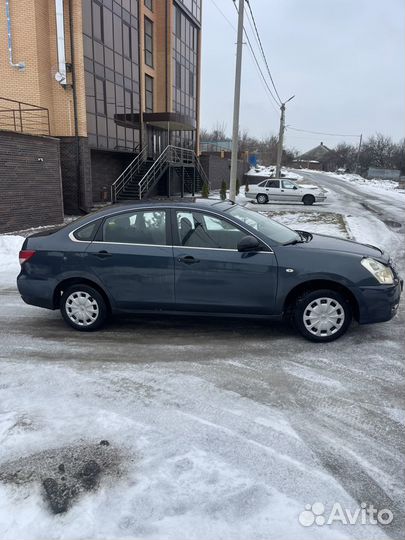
[0,354,388,540]
[261,211,350,239]
[325,172,403,192]
[246,166,303,182]
[0,235,24,290]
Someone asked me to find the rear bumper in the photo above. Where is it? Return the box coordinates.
[17,275,55,310]
[315,195,327,202]
[357,279,402,324]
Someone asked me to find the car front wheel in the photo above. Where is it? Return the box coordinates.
[302,194,315,205]
[256,194,268,204]
[293,289,352,342]
[60,284,108,331]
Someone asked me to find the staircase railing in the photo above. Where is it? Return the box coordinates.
[138,145,209,200]
[111,146,148,202]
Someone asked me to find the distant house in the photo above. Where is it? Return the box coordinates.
[294,142,340,171]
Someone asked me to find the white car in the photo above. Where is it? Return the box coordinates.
[245,178,326,205]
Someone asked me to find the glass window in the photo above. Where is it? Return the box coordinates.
[176,211,246,250]
[227,205,300,245]
[267,180,280,188]
[73,220,101,241]
[145,75,153,112]
[144,17,154,67]
[103,211,167,245]
[282,180,296,189]
[144,0,153,11]
[95,77,106,115]
[93,1,103,42]
[123,22,131,58]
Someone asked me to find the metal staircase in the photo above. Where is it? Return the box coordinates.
[111,145,209,202]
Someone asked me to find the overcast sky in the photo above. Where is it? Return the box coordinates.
[200,0,405,152]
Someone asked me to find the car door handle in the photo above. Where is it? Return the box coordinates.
[92,250,112,259]
[280,189,284,192]
[177,255,200,264]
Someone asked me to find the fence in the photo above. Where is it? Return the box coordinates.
[0,97,50,136]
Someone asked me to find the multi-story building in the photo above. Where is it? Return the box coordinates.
[0,0,203,213]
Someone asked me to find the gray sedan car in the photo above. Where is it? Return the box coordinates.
[17,200,401,342]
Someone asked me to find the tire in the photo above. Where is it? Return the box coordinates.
[60,284,108,331]
[293,289,352,342]
[303,194,315,206]
[256,194,268,204]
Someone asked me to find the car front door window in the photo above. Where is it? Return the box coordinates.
[176,211,247,250]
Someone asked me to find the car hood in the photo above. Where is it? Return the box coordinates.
[295,232,387,261]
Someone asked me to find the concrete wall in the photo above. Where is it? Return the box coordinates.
[199,154,248,190]
[0,131,64,233]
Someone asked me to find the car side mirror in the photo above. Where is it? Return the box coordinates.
[237,235,261,252]
[293,186,298,190]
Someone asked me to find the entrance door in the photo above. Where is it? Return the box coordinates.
[146,126,166,159]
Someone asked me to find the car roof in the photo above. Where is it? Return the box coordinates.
[67,198,236,227]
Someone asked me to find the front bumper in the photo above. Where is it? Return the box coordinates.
[357,279,402,324]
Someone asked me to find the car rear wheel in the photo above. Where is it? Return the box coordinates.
[293,289,352,342]
[303,194,315,205]
[256,194,268,204]
[61,284,107,331]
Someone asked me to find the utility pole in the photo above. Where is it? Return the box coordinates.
[229,0,245,203]
[356,133,363,173]
[275,95,295,178]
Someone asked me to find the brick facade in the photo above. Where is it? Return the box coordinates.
[59,137,93,214]
[90,150,133,203]
[0,131,64,233]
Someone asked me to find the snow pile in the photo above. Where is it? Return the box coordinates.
[326,172,402,192]
[246,167,303,182]
[0,235,24,290]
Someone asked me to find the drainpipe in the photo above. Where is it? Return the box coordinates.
[5,0,25,70]
[54,0,67,85]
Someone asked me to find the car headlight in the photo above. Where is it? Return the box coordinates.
[361,257,394,284]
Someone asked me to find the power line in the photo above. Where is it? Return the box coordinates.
[245,0,283,105]
[209,0,279,120]
[231,0,281,111]
[287,126,362,138]
[209,0,236,30]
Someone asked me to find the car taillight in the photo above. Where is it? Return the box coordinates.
[19,250,36,265]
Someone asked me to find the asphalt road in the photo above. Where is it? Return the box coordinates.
[1,173,404,539]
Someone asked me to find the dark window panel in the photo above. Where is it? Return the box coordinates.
[95,78,107,115]
[144,0,153,11]
[144,17,154,67]
[123,22,131,58]
[94,41,104,64]
[83,35,93,59]
[145,74,153,112]
[113,14,122,53]
[93,1,103,42]
[103,9,113,47]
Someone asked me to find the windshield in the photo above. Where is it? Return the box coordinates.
[227,205,300,245]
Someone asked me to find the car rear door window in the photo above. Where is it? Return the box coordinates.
[102,210,167,245]
[267,180,280,188]
[176,211,247,250]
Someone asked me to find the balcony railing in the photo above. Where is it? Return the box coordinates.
[0,97,50,136]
